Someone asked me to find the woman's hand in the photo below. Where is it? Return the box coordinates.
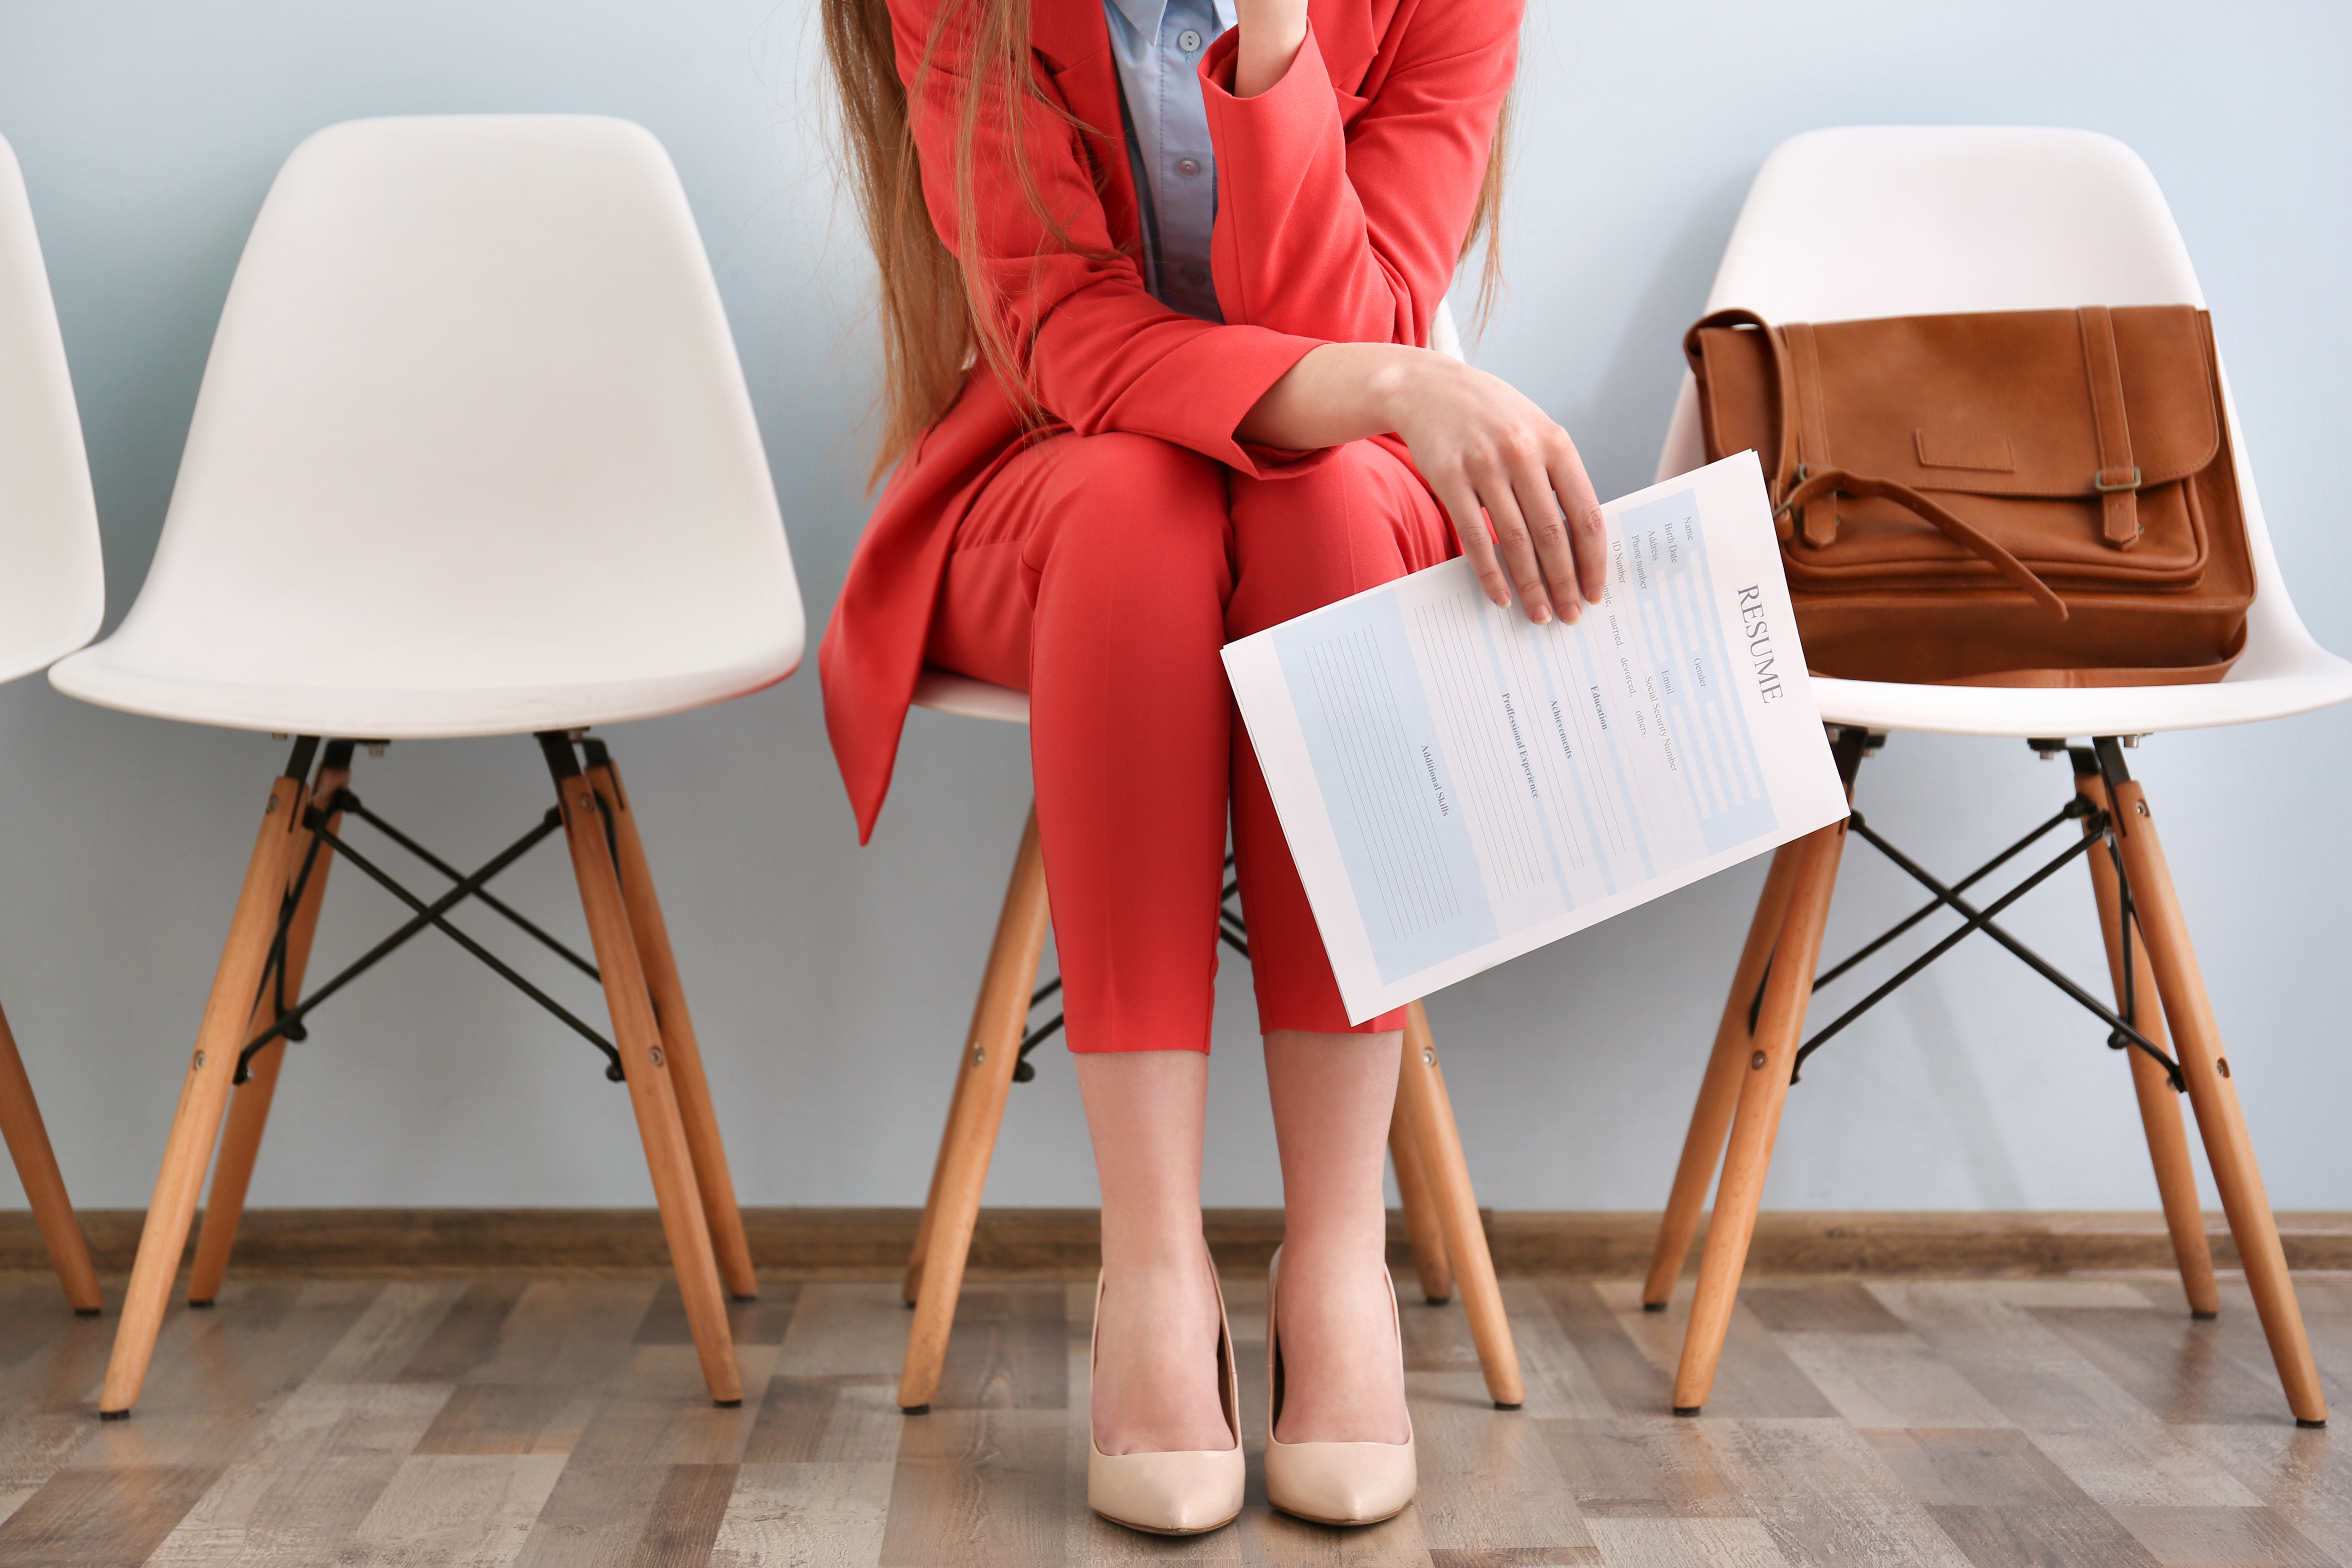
[1382,352,1607,624]
[1236,342,1608,625]
[1231,0,1309,97]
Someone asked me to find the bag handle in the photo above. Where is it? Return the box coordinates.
[1780,468,2069,621]
[1686,309,2069,621]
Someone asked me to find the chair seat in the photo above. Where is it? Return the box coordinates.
[1811,653,2352,740]
[49,639,800,739]
[912,668,1029,726]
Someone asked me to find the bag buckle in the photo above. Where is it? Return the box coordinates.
[1771,463,1810,520]
[2093,466,2144,493]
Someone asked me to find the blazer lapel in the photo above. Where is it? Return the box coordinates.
[1029,0,1141,251]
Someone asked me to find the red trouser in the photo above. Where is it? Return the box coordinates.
[924,432,1454,1052]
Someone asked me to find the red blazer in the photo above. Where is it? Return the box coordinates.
[820,0,1521,840]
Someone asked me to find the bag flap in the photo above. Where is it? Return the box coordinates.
[1691,321,1780,470]
[1789,306,2218,498]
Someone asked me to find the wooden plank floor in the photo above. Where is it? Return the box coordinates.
[1,1269,2346,1566]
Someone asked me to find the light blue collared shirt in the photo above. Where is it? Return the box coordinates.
[1102,0,1237,323]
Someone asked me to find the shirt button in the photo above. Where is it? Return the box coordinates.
[1176,158,1201,178]
[1177,27,1203,50]
[1181,265,1208,287]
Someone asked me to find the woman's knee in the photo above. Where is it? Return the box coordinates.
[1027,433,1230,585]
[1228,441,1448,629]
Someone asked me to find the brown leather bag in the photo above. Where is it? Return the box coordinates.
[1685,305,2255,686]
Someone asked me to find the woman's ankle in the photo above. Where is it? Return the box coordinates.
[1270,1213,1390,1297]
[1098,1240,1223,1356]
[1092,1251,1232,1454]
[1100,1225,1210,1276]
[1272,1245,1410,1446]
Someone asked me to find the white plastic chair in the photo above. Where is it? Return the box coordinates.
[0,133,106,1318]
[893,299,1528,1416]
[1643,127,2339,1427]
[51,116,803,1417]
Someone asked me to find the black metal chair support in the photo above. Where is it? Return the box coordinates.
[1775,729,2185,1090]
[233,733,634,1085]
[336,793,601,981]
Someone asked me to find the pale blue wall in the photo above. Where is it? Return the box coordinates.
[0,0,2345,1214]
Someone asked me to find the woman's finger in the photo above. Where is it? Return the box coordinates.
[1508,459,1581,624]
[1480,475,1554,624]
[1437,475,1510,610]
[1545,435,1609,605]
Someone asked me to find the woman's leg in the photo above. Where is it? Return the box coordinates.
[1228,440,1455,1444]
[926,432,1238,1454]
[1076,1050,1230,1453]
[1264,1028,1410,1442]
[927,432,1236,1059]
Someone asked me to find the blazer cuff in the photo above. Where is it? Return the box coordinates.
[1199,16,1328,104]
[1090,324,1325,476]
[1199,21,1339,143]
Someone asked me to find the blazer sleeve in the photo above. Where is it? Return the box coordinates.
[891,0,1321,472]
[1198,0,1520,349]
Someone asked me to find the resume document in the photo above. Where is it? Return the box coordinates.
[1222,452,1849,1023]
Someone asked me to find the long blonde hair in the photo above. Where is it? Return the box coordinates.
[822,0,1510,483]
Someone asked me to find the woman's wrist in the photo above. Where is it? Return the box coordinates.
[1230,0,1308,96]
[1236,341,1432,451]
[1359,344,1426,433]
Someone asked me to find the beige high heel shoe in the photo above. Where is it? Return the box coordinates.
[1085,1258,1245,1535]
[1263,1245,1417,1527]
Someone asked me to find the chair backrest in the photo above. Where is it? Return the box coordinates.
[91,115,800,698]
[1660,125,2325,685]
[1430,297,1466,362]
[1705,126,2201,321]
[0,136,104,686]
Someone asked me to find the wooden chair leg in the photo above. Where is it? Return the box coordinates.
[186,751,351,1307]
[584,744,758,1302]
[2075,767,2219,1319]
[1399,1000,1524,1408]
[898,805,1049,1414]
[902,993,984,1308]
[0,994,102,1314]
[1642,842,1803,1309]
[2103,755,2326,1426]
[1673,816,1848,1415]
[546,737,741,1406]
[1389,1076,1453,1305]
[100,753,316,1417]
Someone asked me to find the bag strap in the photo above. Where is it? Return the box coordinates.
[1780,468,2068,620]
[1688,307,2068,621]
[1782,322,1838,548]
[2078,305,2144,549]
